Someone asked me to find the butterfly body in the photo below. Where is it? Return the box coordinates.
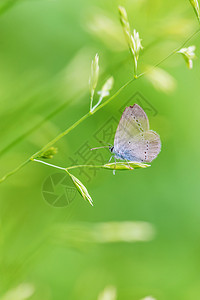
[112,149,141,162]
[110,104,161,163]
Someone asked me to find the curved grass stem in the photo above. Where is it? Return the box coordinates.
[0,159,30,183]
[32,159,146,172]
[32,159,103,171]
[32,159,66,171]
[31,112,91,160]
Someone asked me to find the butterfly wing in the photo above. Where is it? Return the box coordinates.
[123,130,161,162]
[113,104,161,162]
[114,104,149,153]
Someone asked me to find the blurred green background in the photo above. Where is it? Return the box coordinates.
[0,0,200,299]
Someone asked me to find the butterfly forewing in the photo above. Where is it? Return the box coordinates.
[114,104,149,152]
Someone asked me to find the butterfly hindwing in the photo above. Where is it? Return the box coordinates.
[123,130,161,162]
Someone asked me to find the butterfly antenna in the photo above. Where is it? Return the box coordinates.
[90,146,110,151]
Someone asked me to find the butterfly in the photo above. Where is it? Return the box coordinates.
[109,104,161,163]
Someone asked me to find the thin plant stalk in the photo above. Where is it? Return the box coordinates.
[134,56,138,78]
[32,159,66,170]
[91,95,103,112]
[90,93,94,112]
[31,159,147,171]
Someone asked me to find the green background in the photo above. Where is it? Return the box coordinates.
[0,0,200,299]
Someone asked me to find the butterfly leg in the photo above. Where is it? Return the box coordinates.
[107,155,116,175]
[125,159,133,170]
[108,156,113,163]
[113,156,117,175]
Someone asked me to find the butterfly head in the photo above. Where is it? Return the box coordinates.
[109,145,114,153]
